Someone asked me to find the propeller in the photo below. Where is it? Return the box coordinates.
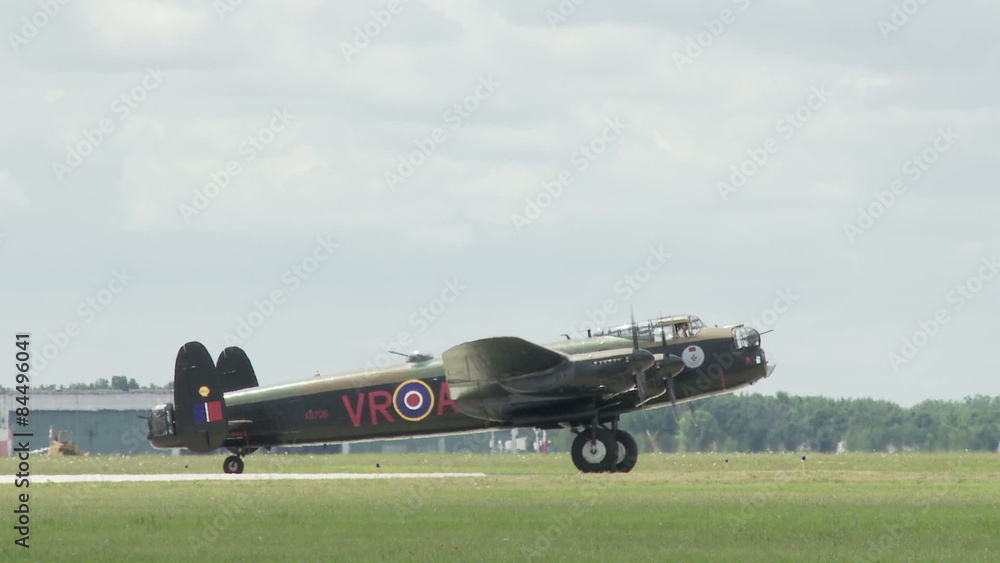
[632,310,658,447]
[632,312,683,451]
[629,312,681,423]
[630,307,639,352]
[630,307,651,403]
[661,325,679,424]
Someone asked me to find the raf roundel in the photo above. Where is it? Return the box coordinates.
[682,345,705,369]
[392,379,435,422]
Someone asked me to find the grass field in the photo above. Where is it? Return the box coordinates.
[1,452,998,561]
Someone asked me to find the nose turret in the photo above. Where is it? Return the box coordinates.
[733,325,761,349]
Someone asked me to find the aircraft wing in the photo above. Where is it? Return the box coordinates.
[442,336,581,420]
[442,336,568,388]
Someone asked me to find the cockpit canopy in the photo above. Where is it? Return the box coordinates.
[592,314,706,342]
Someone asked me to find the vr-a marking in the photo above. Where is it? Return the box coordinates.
[342,380,458,427]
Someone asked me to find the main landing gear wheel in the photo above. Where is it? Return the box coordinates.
[571,428,618,473]
[613,430,639,473]
[223,455,245,474]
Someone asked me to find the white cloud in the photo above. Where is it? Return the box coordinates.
[0,172,29,210]
[80,0,210,52]
[1,1,997,405]
[42,89,66,102]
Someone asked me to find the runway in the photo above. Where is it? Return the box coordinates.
[32,472,487,483]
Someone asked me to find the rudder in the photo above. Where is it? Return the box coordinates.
[173,341,227,453]
[216,346,259,393]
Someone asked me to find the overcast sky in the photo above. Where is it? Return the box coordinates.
[2,0,997,406]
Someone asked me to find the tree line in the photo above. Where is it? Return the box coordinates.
[8,376,999,453]
[31,376,173,392]
[617,392,1000,453]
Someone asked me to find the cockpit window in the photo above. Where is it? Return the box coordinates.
[673,317,704,338]
[595,315,705,341]
[607,326,657,342]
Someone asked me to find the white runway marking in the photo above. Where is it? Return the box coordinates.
[33,472,487,483]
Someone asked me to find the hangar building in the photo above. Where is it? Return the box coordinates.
[0,390,169,456]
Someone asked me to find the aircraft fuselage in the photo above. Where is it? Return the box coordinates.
[150,328,770,451]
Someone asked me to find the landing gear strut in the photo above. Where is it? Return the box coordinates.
[570,417,639,473]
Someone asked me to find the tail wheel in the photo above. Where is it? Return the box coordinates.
[613,430,639,473]
[571,428,618,473]
[223,455,245,474]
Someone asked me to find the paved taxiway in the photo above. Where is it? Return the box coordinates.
[33,472,487,483]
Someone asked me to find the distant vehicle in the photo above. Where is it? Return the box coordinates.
[48,429,89,456]
[146,314,773,474]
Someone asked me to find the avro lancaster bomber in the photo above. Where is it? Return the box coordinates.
[147,314,773,473]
